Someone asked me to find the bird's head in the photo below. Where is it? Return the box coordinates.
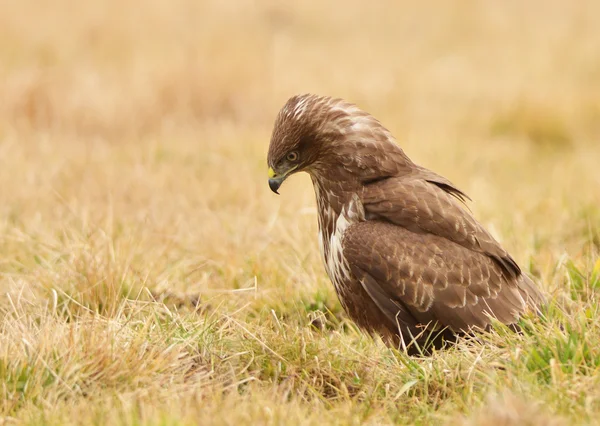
[266,94,411,194]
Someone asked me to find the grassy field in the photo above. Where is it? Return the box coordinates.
[1,1,600,424]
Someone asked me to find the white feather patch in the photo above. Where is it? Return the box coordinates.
[318,193,365,298]
[292,97,309,118]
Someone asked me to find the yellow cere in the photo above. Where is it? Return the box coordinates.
[268,167,276,178]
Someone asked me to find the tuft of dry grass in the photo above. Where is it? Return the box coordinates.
[1,0,600,424]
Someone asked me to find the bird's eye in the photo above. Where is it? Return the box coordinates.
[286,151,299,162]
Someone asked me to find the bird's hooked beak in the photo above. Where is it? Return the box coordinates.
[268,167,286,195]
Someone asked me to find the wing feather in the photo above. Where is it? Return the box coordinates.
[343,221,538,333]
[361,175,521,279]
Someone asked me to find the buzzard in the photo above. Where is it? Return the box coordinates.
[267,94,544,353]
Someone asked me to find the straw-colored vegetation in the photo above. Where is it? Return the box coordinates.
[1,1,599,424]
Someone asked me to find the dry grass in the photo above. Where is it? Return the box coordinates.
[1,0,600,424]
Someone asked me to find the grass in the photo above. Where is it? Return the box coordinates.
[1,0,600,424]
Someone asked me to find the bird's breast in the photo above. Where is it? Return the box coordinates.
[312,176,367,301]
[319,209,353,300]
[316,196,363,303]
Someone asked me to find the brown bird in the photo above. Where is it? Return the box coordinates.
[267,94,544,353]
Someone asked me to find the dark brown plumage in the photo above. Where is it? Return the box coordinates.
[267,94,544,353]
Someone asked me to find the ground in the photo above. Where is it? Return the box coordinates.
[1,1,600,425]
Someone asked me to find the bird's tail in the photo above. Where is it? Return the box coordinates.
[518,274,547,315]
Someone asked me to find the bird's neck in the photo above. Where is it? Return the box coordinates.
[309,172,364,248]
[311,172,352,217]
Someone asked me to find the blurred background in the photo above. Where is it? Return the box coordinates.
[0,0,599,304]
[1,1,600,422]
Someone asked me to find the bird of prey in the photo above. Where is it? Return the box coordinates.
[267,94,544,353]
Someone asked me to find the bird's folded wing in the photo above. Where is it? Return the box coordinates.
[342,221,530,332]
[361,176,521,279]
